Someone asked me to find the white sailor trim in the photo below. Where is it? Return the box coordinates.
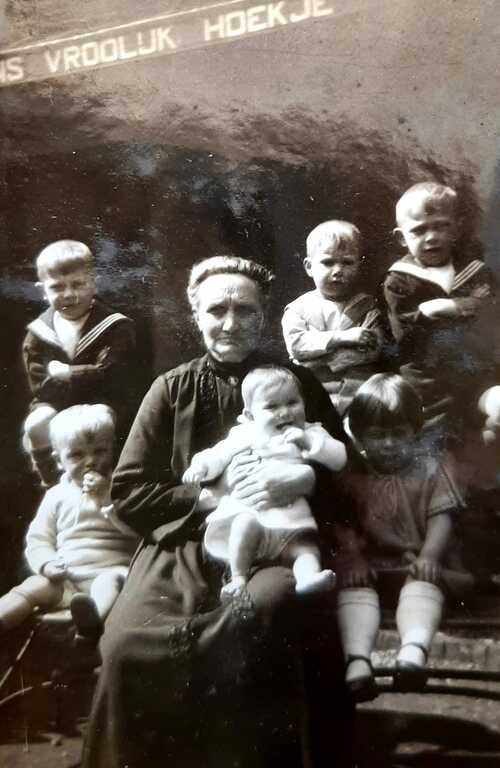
[388,260,455,293]
[75,313,128,358]
[27,318,63,350]
[451,260,484,291]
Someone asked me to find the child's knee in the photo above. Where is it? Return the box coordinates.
[14,575,63,609]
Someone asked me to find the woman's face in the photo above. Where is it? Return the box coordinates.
[194,273,265,363]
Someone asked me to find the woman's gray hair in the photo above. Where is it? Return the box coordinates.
[187,256,275,311]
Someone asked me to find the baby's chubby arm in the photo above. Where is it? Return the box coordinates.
[182,427,249,485]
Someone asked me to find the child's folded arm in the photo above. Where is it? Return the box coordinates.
[281,307,343,360]
[60,320,135,388]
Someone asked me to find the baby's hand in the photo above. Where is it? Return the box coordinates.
[183,462,209,484]
[82,471,109,498]
[47,360,71,380]
[42,558,67,581]
[282,426,308,449]
[479,387,500,446]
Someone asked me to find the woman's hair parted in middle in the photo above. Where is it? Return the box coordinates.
[187,256,275,311]
[348,373,424,438]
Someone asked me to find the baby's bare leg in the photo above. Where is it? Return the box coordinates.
[284,538,336,594]
[0,575,63,632]
[222,511,263,599]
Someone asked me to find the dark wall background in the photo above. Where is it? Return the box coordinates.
[1,0,499,589]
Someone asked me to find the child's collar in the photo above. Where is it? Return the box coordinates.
[389,257,455,293]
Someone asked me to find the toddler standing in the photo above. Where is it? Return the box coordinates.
[183,365,347,599]
[23,240,136,486]
[335,374,462,701]
[282,220,383,415]
[0,404,138,638]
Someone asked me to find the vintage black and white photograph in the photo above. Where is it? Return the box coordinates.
[1,1,500,766]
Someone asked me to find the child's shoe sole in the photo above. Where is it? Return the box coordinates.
[70,593,103,638]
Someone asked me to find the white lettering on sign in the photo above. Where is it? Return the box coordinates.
[0,55,24,83]
[203,0,333,41]
[0,0,335,87]
[41,27,178,75]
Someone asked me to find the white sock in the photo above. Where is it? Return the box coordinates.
[396,580,444,666]
[337,588,380,679]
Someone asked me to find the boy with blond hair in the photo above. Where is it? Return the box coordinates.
[23,240,136,486]
[384,181,494,439]
[0,405,137,638]
[282,220,383,415]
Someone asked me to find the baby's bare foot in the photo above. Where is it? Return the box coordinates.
[295,569,336,595]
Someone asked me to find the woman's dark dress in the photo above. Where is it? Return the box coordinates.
[82,354,354,768]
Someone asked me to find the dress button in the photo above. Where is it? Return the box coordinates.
[228,376,239,387]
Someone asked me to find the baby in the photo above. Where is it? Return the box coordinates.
[23,240,136,487]
[0,404,137,638]
[282,220,383,415]
[335,374,462,701]
[384,182,493,438]
[183,365,347,599]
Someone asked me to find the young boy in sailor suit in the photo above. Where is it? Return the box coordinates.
[23,240,136,486]
[384,182,494,442]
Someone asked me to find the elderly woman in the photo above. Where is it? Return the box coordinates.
[82,256,355,768]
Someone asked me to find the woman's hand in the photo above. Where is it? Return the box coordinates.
[228,456,315,511]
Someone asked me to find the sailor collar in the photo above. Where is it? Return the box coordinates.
[27,304,128,359]
[389,257,484,295]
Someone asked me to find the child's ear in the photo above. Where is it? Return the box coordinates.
[303,257,313,277]
[36,281,48,301]
[52,450,63,471]
[393,227,407,248]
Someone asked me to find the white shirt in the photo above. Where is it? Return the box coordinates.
[53,311,90,359]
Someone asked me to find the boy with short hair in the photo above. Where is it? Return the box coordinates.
[282,220,383,415]
[183,365,347,599]
[23,240,136,486]
[384,182,493,437]
[0,404,138,638]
